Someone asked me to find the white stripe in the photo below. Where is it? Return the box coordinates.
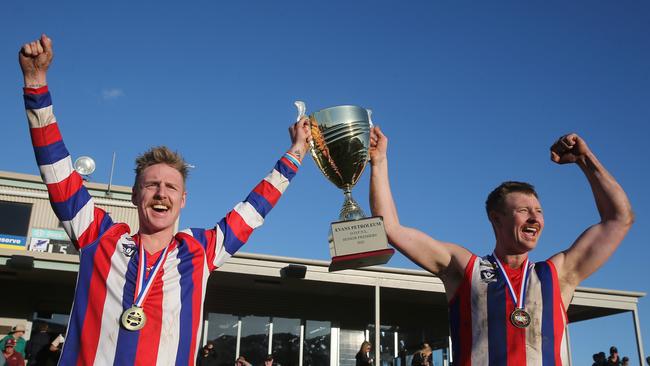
[180,228,192,236]
[525,266,543,365]
[234,202,264,229]
[264,169,289,194]
[157,247,182,365]
[39,155,74,184]
[26,105,56,128]
[61,199,95,243]
[470,257,489,366]
[212,225,231,268]
[94,234,131,365]
[193,259,211,363]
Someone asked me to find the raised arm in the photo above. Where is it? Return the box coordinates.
[20,34,113,249]
[548,133,634,293]
[181,118,312,270]
[368,127,472,290]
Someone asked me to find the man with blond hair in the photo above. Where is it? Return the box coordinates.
[19,34,311,365]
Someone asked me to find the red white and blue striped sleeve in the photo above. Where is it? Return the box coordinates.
[181,153,300,271]
[24,86,113,250]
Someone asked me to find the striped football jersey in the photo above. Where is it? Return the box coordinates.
[24,86,299,365]
[448,254,569,366]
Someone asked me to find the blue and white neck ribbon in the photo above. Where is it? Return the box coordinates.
[492,252,530,310]
[133,244,169,307]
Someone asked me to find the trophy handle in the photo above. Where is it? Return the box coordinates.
[366,108,374,127]
[294,100,306,121]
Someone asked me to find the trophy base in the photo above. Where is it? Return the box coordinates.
[327,216,394,272]
[329,248,395,272]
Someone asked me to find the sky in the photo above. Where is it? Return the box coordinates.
[1,0,649,363]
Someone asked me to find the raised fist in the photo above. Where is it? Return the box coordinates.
[19,34,53,86]
[550,133,591,165]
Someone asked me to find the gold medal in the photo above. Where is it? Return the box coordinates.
[510,308,531,328]
[121,305,147,331]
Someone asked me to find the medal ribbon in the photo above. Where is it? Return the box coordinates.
[133,242,170,307]
[492,252,530,310]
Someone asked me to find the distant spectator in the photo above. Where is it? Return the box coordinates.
[2,338,26,366]
[356,341,373,366]
[46,334,64,366]
[264,354,275,366]
[411,343,432,366]
[26,322,51,365]
[608,346,621,366]
[197,342,217,366]
[236,356,252,366]
[0,324,27,358]
[621,356,629,366]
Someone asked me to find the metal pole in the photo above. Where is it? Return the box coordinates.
[299,323,305,366]
[107,152,116,196]
[236,319,242,358]
[632,308,646,366]
[268,320,273,356]
[375,283,381,366]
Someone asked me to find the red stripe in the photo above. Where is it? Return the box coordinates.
[504,265,526,366]
[134,248,169,365]
[253,180,281,207]
[77,237,115,365]
[46,174,83,202]
[280,157,298,172]
[548,261,565,366]
[458,255,475,366]
[225,210,253,243]
[24,85,49,95]
[75,209,106,250]
[30,123,62,147]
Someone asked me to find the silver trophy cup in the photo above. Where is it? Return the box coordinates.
[296,101,393,271]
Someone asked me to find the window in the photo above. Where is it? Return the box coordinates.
[0,201,32,236]
[304,321,331,366]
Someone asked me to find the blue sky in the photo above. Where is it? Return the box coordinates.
[2,0,649,363]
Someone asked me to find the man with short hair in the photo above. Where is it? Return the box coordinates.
[0,325,26,358]
[368,127,633,364]
[2,338,25,366]
[19,34,311,365]
[26,322,51,365]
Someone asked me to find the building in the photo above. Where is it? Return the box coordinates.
[0,170,646,365]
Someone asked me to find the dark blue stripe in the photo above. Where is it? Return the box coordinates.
[58,236,101,365]
[245,191,273,218]
[191,228,209,251]
[448,298,461,366]
[98,213,115,238]
[220,219,246,255]
[275,159,296,181]
[51,187,92,221]
[175,240,195,366]
[113,248,140,365]
[487,256,507,366]
[33,139,69,166]
[24,91,52,110]
[536,262,556,366]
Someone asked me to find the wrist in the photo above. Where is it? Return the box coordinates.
[288,144,308,162]
[23,73,47,88]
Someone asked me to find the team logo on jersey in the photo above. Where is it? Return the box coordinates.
[479,258,497,283]
[121,238,136,257]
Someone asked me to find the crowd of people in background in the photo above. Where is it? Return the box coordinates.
[1,322,63,366]
[592,346,631,366]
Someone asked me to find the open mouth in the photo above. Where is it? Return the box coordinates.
[151,204,170,213]
[522,225,540,238]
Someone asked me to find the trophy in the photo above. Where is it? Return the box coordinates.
[296,101,394,271]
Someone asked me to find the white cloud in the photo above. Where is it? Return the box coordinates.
[101,88,125,100]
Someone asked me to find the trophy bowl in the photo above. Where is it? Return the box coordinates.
[296,101,394,271]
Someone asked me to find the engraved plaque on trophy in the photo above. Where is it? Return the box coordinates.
[295,101,394,271]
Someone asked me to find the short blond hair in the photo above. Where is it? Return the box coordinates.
[134,146,188,188]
